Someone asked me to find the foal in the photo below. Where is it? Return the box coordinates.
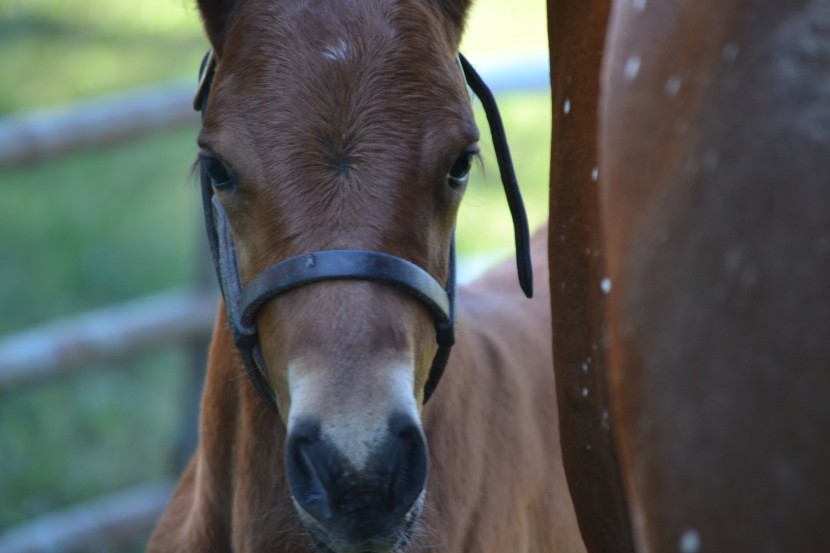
[147,0,584,552]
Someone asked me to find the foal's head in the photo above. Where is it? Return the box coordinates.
[195,0,476,550]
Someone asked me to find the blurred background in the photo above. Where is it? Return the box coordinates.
[0,0,551,550]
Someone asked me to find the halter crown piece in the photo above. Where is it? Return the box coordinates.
[194,50,532,414]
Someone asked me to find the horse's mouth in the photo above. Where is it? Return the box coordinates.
[293,489,426,553]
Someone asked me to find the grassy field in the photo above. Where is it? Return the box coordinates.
[0,0,551,541]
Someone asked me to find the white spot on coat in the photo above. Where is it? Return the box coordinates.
[665,75,682,96]
[722,43,740,62]
[563,98,571,114]
[591,167,599,181]
[679,529,701,553]
[624,56,641,81]
[601,278,612,294]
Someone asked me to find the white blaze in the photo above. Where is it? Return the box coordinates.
[288,360,420,470]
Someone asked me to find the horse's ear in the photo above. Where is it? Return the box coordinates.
[429,0,474,35]
[197,0,238,54]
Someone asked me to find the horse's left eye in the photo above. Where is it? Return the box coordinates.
[200,154,237,190]
[448,152,474,187]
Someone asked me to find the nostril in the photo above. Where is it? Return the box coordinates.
[286,421,332,521]
[386,416,428,516]
[299,445,328,505]
[286,414,428,538]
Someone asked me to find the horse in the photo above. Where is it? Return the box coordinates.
[546,1,635,552]
[549,0,830,551]
[147,0,586,552]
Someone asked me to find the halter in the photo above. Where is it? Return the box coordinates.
[194,50,531,414]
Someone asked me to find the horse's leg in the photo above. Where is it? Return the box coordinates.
[601,0,830,550]
[547,1,635,552]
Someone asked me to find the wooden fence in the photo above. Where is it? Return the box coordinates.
[0,285,217,553]
[0,72,219,552]
[0,80,197,169]
[0,483,175,553]
[0,288,216,392]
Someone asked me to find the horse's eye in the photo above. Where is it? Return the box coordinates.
[200,154,237,190]
[448,152,474,187]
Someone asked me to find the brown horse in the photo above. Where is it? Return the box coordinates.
[148,0,585,552]
[550,0,830,551]
[546,1,635,552]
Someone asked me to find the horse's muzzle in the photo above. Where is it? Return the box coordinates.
[285,413,428,553]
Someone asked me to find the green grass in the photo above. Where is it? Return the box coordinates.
[0,125,202,333]
[0,349,189,528]
[460,94,551,258]
[0,0,546,114]
[0,0,550,540]
[0,124,204,527]
[0,0,206,113]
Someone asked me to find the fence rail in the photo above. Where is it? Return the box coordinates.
[0,482,174,553]
[0,81,198,169]
[0,288,216,393]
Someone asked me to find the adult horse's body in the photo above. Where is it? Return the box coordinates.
[148,0,584,552]
[550,0,830,551]
[546,1,635,552]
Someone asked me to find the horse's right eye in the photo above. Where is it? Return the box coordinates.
[200,154,237,190]
[447,146,479,189]
[448,153,473,185]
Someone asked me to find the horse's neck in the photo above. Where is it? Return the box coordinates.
[415,258,584,552]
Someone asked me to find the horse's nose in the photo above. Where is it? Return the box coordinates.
[285,414,428,534]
